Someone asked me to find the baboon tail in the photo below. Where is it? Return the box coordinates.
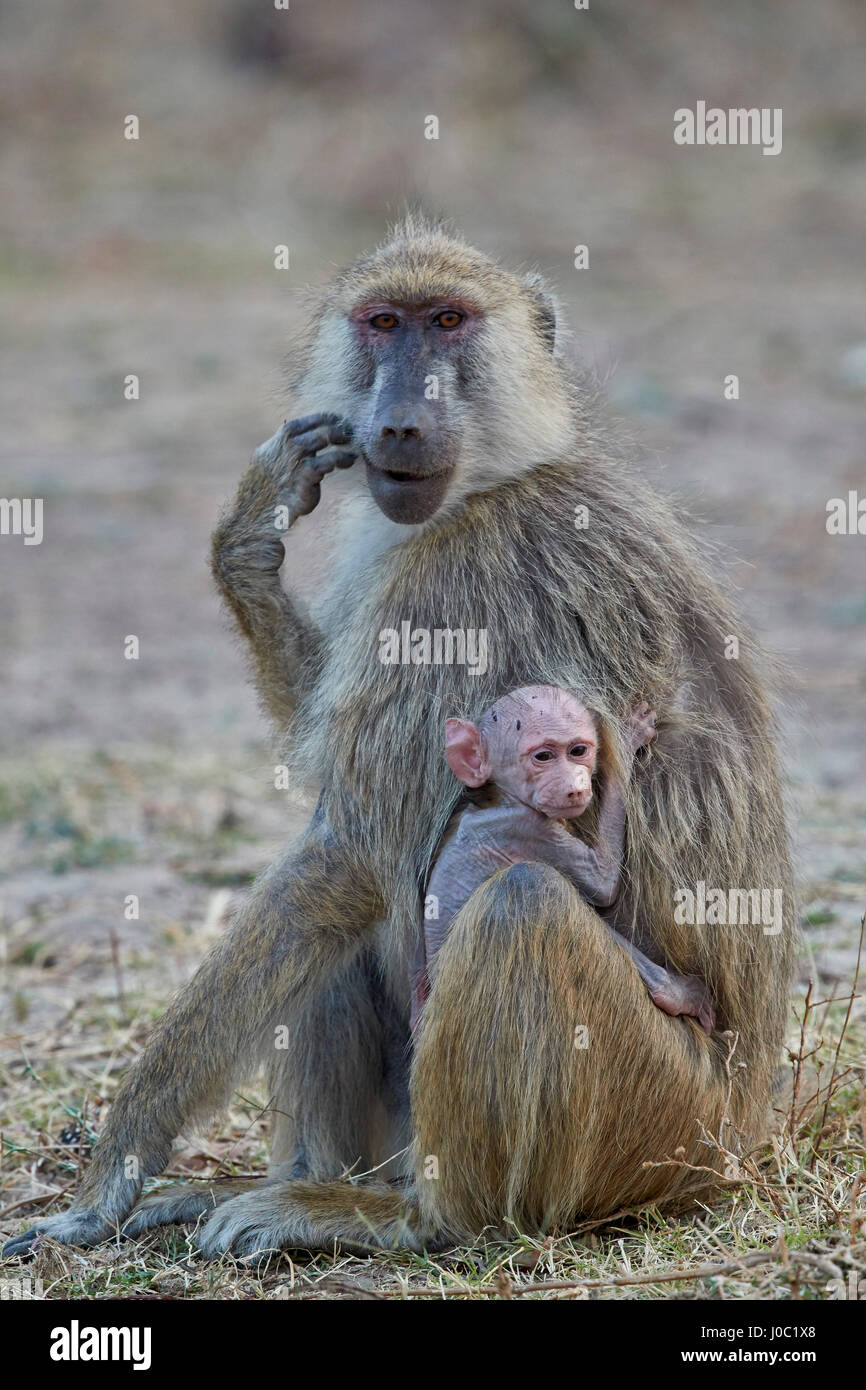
[126,1176,436,1255]
[230,1179,434,1255]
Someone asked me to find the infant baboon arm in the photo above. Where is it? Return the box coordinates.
[533,702,712,1032]
[557,780,627,908]
[211,415,356,728]
[549,699,658,907]
[538,824,715,1034]
[616,938,716,1034]
[2,823,382,1256]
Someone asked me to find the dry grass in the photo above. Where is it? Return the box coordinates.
[2,0,865,1304]
[2,1011,864,1300]
[2,753,863,1301]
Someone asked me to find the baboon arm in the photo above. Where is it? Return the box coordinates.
[2,825,383,1255]
[211,417,356,728]
[613,935,716,1034]
[544,780,628,908]
[222,572,321,732]
[567,702,655,905]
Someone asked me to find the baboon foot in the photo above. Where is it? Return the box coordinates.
[122,1179,263,1238]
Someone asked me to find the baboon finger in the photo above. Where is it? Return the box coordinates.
[289,472,322,517]
[283,453,357,520]
[283,412,343,438]
[250,417,350,477]
[295,447,358,477]
[292,424,354,459]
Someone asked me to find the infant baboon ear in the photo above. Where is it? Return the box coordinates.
[522,272,557,354]
[445,718,489,788]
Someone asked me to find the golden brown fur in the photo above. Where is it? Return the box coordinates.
[3,217,794,1260]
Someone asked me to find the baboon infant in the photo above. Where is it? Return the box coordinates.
[412,686,715,1034]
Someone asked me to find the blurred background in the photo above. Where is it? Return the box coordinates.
[1,0,865,1074]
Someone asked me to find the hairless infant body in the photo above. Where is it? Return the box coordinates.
[411,685,715,1036]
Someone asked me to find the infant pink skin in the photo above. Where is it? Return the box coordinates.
[412,685,714,1036]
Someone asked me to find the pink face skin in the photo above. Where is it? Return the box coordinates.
[445,686,598,819]
[350,299,481,349]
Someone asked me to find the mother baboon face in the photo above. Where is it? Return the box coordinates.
[348,298,476,524]
[295,220,572,524]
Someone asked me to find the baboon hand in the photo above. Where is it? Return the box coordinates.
[2,1207,116,1258]
[211,414,357,586]
[278,413,358,522]
[643,966,715,1035]
[627,701,657,752]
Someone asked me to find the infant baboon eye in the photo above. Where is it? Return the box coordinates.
[533,750,554,762]
[569,744,588,757]
[433,310,463,329]
[370,313,398,331]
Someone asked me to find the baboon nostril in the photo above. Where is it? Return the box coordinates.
[401,427,421,440]
[381,426,397,439]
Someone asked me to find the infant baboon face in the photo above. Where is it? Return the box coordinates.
[446,685,598,818]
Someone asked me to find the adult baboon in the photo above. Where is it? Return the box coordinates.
[4,216,794,1258]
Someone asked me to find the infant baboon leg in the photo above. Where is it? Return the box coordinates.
[412,863,727,1242]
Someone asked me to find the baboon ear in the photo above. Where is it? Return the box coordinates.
[522,273,557,353]
[445,719,489,787]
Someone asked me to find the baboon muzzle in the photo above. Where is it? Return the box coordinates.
[363,373,457,523]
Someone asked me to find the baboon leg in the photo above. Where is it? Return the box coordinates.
[176,864,726,1258]
[267,938,412,1183]
[412,862,728,1241]
[3,820,384,1256]
[125,948,411,1240]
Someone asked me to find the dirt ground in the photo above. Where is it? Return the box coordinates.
[1,0,865,1299]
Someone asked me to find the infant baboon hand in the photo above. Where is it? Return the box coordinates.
[628,700,657,752]
[646,969,715,1035]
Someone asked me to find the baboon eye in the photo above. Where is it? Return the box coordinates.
[533,750,554,762]
[370,313,398,331]
[569,744,588,758]
[433,310,463,329]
